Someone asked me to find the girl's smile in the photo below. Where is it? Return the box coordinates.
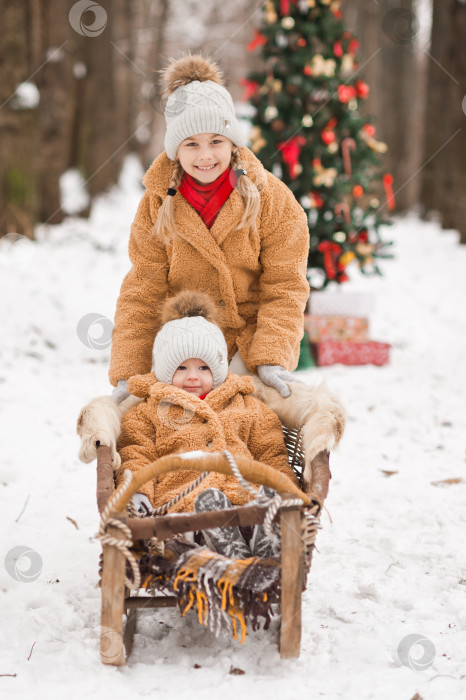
[176,133,233,183]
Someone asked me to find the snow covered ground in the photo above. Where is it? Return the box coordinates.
[1,156,465,700]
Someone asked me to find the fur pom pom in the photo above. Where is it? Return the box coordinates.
[160,53,224,98]
[160,290,222,326]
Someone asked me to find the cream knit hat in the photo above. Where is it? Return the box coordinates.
[161,54,246,161]
[152,292,228,388]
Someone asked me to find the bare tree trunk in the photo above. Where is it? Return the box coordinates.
[344,0,423,212]
[73,0,124,199]
[420,0,466,241]
[0,0,39,238]
[35,0,75,225]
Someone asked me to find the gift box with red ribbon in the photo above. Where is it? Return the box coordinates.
[304,314,369,343]
[312,340,390,366]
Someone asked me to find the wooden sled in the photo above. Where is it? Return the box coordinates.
[96,429,331,665]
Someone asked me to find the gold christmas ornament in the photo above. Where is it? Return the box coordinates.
[348,98,358,111]
[249,126,266,154]
[340,54,354,75]
[302,114,313,127]
[327,141,338,154]
[307,0,316,7]
[313,164,338,187]
[360,130,388,154]
[311,55,336,77]
[370,198,380,208]
[356,242,375,258]
[273,79,283,92]
[333,231,346,243]
[265,0,278,23]
[339,251,356,266]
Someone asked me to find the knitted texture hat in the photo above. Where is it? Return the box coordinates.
[161,54,246,161]
[153,291,228,388]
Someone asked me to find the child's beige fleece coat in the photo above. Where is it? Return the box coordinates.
[116,371,298,512]
[109,146,310,386]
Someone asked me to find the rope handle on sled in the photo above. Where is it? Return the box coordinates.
[109,451,312,514]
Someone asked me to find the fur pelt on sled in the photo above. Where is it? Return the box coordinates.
[76,378,345,484]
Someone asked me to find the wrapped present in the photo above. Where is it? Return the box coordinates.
[312,341,390,367]
[305,315,369,343]
[309,292,376,317]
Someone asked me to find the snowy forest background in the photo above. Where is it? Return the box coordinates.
[1,0,465,242]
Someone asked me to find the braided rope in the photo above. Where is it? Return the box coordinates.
[222,450,304,538]
[96,470,141,590]
[152,470,209,515]
[222,450,258,497]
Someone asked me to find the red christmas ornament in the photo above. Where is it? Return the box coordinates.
[321,130,336,145]
[278,136,306,179]
[311,191,324,207]
[353,185,364,198]
[337,85,357,103]
[355,80,369,99]
[333,40,344,58]
[362,123,376,137]
[348,39,359,56]
[303,65,312,76]
[383,173,396,210]
[247,30,267,52]
[297,37,307,47]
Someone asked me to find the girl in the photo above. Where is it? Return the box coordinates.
[110,53,309,402]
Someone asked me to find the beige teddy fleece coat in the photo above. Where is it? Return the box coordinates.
[109,147,310,386]
[116,372,298,513]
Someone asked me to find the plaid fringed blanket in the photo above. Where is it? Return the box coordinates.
[131,538,281,643]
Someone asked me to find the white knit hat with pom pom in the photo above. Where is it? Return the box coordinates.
[153,291,228,388]
[161,54,246,161]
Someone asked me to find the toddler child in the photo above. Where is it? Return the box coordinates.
[116,291,298,558]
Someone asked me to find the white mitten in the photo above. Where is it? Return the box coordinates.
[76,394,142,468]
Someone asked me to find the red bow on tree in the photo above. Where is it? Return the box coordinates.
[240,78,260,101]
[318,241,349,282]
[383,174,396,210]
[278,136,306,179]
[280,0,297,15]
[247,30,267,52]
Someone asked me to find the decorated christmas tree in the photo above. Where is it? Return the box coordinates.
[243,0,394,289]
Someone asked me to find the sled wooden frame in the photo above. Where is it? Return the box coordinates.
[96,431,331,665]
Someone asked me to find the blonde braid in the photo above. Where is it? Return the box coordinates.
[153,160,184,242]
[231,150,261,232]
